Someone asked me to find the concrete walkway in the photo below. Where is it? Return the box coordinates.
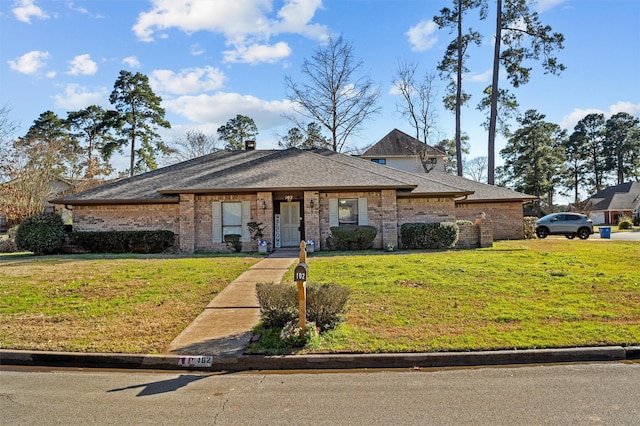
[163,249,299,357]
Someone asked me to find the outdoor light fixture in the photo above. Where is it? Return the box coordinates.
[262,200,267,210]
[285,195,293,202]
[310,199,315,208]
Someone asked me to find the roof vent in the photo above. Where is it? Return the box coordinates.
[245,140,256,150]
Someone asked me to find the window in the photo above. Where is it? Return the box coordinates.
[222,202,242,237]
[329,197,368,226]
[213,200,250,242]
[338,199,358,224]
[371,158,386,165]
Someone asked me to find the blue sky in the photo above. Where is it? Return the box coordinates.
[1,0,639,174]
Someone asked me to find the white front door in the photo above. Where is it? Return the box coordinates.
[280,202,301,247]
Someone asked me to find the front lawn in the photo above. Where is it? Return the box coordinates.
[0,254,261,353]
[295,239,640,353]
[1,240,638,354]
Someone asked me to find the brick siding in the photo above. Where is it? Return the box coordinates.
[455,201,524,240]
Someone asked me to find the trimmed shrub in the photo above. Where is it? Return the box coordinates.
[523,216,538,239]
[0,237,18,253]
[633,216,640,227]
[256,282,351,331]
[256,283,298,329]
[15,212,66,255]
[328,225,377,250]
[400,222,459,249]
[68,230,176,253]
[224,233,242,252]
[455,220,473,226]
[306,283,351,330]
[618,217,633,230]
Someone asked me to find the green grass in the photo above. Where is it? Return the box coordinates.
[2,240,639,354]
[0,253,261,353]
[291,240,640,353]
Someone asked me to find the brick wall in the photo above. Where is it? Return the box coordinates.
[73,204,180,233]
[455,201,524,240]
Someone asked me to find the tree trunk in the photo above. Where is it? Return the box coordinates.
[487,0,502,185]
[455,0,463,177]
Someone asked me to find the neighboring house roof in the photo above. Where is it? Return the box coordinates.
[425,170,538,203]
[586,182,640,212]
[361,129,446,158]
[51,148,474,205]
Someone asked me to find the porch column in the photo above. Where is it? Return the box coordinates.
[179,193,195,253]
[256,191,273,243]
[304,191,320,249]
[381,189,398,249]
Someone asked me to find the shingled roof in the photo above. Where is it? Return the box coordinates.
[587,182,640,211]
[424,170,538,203]
[361,129,446,157]
[52,148,473,205]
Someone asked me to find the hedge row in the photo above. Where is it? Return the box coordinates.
[68,230,176,254]
[400,222,459,249]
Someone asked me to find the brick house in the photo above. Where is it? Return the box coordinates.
[51,146,534,252]
[584,182,640,225]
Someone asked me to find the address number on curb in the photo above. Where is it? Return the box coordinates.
[177,356,213,368]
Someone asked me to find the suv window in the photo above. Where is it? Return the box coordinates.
[565,214,581,221]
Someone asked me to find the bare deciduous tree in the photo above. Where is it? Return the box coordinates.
[392,60,440,145]
[171,129,220,162]
[285,36,380,152]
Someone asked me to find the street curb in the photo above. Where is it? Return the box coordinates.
[2,346,638,372]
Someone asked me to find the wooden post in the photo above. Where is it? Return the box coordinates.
[297,241,307,332]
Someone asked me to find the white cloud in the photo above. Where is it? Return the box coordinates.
[535,0,567,13]
[406,20,438,52]
[132,0,326,64]
[150,66,226,95]
[67,54,97,75]
[163,92,294,130]
[12,0,49,23]
[465,69,492,83]
[223,41,292,64]
[52,84,109,110]
[560,102,640,130]
[190,44,205,56]
[7,50,50,75]
[122,56,141,68]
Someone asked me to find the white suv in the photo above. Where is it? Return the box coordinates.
[535,213,594,239]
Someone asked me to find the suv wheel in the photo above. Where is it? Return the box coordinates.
[536,228,549,239]
[577,228,591,240]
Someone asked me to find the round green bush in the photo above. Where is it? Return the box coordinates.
[618,218,633,230]
[15,212,66,255]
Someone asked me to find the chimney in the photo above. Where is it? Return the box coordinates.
[245,140,256,150]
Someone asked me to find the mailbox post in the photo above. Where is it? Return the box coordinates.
[295,241,308,332]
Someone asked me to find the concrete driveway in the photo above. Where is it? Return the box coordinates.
[591,229,640,241]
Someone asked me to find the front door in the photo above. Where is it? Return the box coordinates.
[280,202,301,247]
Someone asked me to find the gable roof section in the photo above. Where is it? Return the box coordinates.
[361,128,446,158]
[52,148,472,205]
[587,182,640,211]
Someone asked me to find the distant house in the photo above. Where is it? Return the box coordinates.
[361,130,537,240]
[361,129,447,173]
[585,182,640,224]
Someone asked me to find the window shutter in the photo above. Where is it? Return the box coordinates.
[241,201,251,242]
[329,198,339,227]
[358,197,368,225]
[212,201,222,242]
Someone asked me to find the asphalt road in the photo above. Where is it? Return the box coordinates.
[2,362,639,425]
